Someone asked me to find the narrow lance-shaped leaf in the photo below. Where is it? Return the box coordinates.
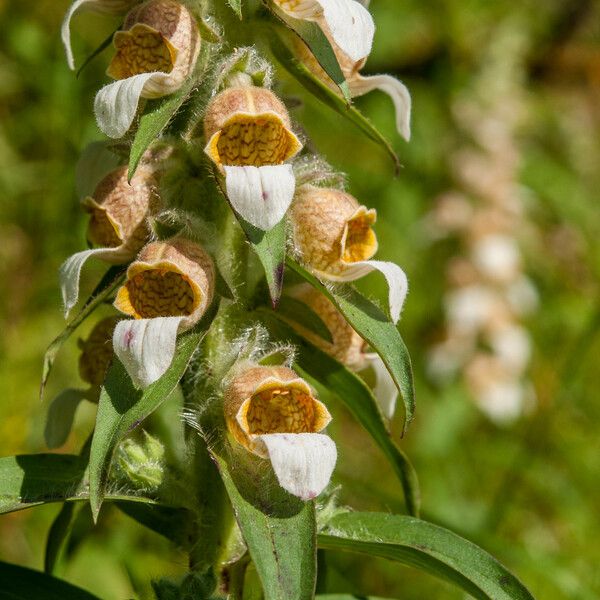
[287,259,415,434]
[44,502,76,575]
[0,560,101,600]
[0,454,166,515]
[264,314,419,516]
[269,33,400,174]
[276,296,333,344]
[266,2,351,101]
[76,27,119,78]
[239,217,286,305]
[319,512,535,600]
[128,79,196,181]
[88,328,205,521]
[40,265,125,400]
[216,455,317,600]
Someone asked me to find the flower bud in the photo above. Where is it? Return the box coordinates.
[224,365,331,458]
[78,316,120,387]
[116,431,166,491]
[107,0,201,98]
[288,284,368,371]
[204,86,302,169]
[82,166,158,263]
[291,185,377,279]
[114,237,215,331]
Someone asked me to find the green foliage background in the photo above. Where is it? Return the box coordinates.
[1,0,599,597]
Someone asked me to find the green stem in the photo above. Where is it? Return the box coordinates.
[188,436,233,578]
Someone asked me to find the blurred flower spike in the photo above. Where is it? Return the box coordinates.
[62,0,139,70]
[224,365,336,500]
[60,165,158,318]
[45,316,120,449]
[288,0,411,140]
[291,185,408,323]
[94,0,201,138]
[290,284,399,419]
[204,85,302,230]
[113,237,215,388]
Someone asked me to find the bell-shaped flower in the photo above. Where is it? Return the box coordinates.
[290,185,408,323]
[289,1,411,140]
[95,0,201,138]
[289,284,398,419]
[62,0,139,70]
[273,0,374,64]
[204,85,302,230]
[60,165,158,318]
[224,365,336,500]
[45,316,120,448]
[113,237,215,388]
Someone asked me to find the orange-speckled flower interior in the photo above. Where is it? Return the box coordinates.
[115,264,200,319]
[107,23,176,80]
[209,114,301,167]
[342,210,378,264]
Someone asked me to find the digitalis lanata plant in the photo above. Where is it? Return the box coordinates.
[0,1,535,598]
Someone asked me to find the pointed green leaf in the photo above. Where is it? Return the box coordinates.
[76,27,119,78]
[216,455,317,600]
[88,327,205,520]
[0,560,101,600]
[270,35,400,174]
[115,501,195,548]
[128,80,195,180]
[240,218,286,306]
[263,315,419,516]
[286,259,415,434]
[40,266,125,400]
[0,454,165,515]
[44,502,77,574]
[319,513,534,600]
[276,296,334,344]
[227,0,243,19]
[267,4,350,101]
[0,454,87,514]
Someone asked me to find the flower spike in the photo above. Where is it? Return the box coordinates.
[291,185,409,323]
[204,85,302,230]
[224,365,336,499]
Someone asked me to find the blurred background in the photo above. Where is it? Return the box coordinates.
[1,0,599,597]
